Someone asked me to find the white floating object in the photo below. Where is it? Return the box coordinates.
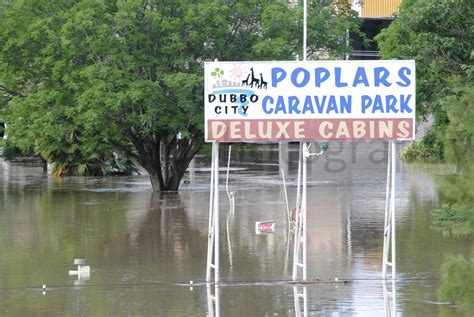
[42,284,46,291]
[74,259,86,266]
[76,271,90,282]
[69,259,91,276]
[69,266,90,275]
[256,220,276,234]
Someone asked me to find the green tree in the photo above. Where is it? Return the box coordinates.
[377,0,474,306]
[0,0,362,190]
[377,0,473,223]
[439,255,474,308]
[376,0,472,124]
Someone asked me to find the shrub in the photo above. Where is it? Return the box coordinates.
[439,255,474,307]
[2,141,29,161]
[400,141,441,162]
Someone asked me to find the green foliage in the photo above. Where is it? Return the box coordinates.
[439,255,474,307]
[253,1,363,60]
[2,140,32,161]
[435,84,474,235]
[0,0,362,190]
[378,0,473,218]
[376,0,473,123]
[435,162,474,234]
[378,0,474,306]
[400,134,443,162]
[433,204,469,224]
[442,83,474,173]
[432,203,469,235]
[376,0,473,161]
[433,83,473,235]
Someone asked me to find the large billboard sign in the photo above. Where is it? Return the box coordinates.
[204,61,415,142]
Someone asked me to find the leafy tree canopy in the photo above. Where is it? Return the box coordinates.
[376,0,473,123]
[377,0,473,174]
[0,0,362,190]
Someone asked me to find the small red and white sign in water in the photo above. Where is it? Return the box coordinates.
[256,220,276,234]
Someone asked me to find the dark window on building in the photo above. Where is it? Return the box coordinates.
[350,18,393,60]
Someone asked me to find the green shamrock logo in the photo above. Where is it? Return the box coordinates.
[211,67,224,78]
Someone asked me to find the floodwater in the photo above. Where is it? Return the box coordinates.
[0,142,473,316]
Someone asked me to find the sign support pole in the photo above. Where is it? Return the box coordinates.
[382,141,396,280]
[206,144,215,282]
[302,143,308,280]
[207,283,221,317]
[382,142,391,278]
[293,286,308,316]
[206,141,220,283]
[292,0,309,282]
[292,143,303,280]
[301,0,308,282]
[303,0,307,59]
[214,141,220,283]
[292,146,310,282]
[391,141,396,279]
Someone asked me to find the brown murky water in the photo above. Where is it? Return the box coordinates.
[1,142,473,316]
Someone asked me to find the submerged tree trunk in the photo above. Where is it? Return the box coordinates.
[40,156,48,173]
[127,131,202,192]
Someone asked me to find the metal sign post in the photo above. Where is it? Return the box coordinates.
[292,0,309,282]
[292,143,303,280]
[207,283,221,317]
[206,141,220,283]
[383,279,397,317]
[382,141,396,280]
[302,142,308,281]
[293,285,308,317]
[292,143,326,281]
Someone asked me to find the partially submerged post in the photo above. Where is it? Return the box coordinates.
[382,142,397,279]
[206,141,220,283]
[278,142,289,179]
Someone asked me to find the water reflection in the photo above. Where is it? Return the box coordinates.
[293,286,308,316]
[383,280,397,317]
[72,272,90,286]
[207,284,221,317]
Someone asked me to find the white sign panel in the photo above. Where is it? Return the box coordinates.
[256,220,276,234]
[204,60,415,142]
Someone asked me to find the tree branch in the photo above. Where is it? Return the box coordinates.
[0,84,25,98]
[107,138,140,162]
